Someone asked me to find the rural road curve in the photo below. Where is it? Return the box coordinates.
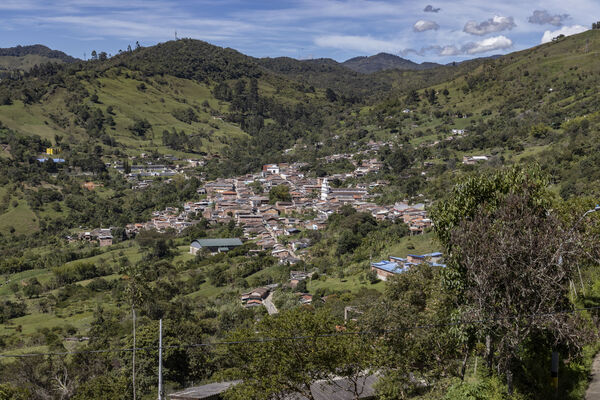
[264,292,278,315]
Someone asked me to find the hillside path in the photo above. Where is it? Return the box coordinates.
[264,292,278,315]
[586,353,600,399]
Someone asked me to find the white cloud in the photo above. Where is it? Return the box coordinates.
[440,45,461,56]
[528,10,569,26]
[541,25,588,43]
[462,35,513,54]
[314,35,404,53]
[400,36,513,58]
[464,16,516,35]
[413,20,439,32]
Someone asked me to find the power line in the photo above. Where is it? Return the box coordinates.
[1,305,599,359]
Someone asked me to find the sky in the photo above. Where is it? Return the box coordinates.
[0,0,598,63]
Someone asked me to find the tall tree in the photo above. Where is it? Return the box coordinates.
[431,166,599,393]
[225,307,377,400]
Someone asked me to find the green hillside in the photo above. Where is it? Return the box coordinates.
[0,54,66,72]
[1,30,600,399]
[0,45,77,77]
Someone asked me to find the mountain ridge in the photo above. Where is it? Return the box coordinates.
[342,52,441,73]
[0,44,77,63]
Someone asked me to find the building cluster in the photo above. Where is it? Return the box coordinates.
[67,228,113,247]
[370,252,445,281]
[118,160,432,261]
[109,157,205,186]
[192,162,431,260]
[126,206,195,235]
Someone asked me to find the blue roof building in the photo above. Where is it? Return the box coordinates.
[370,260,409,281]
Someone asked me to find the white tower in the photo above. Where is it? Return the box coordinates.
[320,178,329,200]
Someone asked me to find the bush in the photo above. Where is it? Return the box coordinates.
[128,118,151,136]
[444,376,526,400]
[366,270,379,284]
[171,107,199,124]
[52,262,109,285]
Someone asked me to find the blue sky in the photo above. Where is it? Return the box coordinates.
[0,0,598,62]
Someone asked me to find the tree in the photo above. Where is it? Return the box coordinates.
[448,193,595,387]
[325,88,338,102]
[361,265,459,398]
[593,21,600,29]
[431,165,551,293]
[295,279,307,293]
[406,89,420,105]
[336,230,361,255]
[225,307,377,400]
[128,118,152,136]
[23,278,42,298]
[0,384,30,400]
[90,50,97,60]
[426,89,437,105]
[385,147,413,174]
[71,374,128,400]
[431,166,598,393]
[123,159,131,174]
[269,184,291,204]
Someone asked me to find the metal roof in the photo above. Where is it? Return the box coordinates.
[407,252,443,258]
[371,261,406,274]
[191,238,243,248]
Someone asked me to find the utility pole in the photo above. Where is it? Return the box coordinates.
[158,319,163,400]
[551,351,559,396]
[132,307,136,400]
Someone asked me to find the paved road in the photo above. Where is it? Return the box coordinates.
[263,292,278,315]
[586,354,600,399]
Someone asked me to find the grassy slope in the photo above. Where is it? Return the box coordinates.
[0,199,39,235]
[364,30,600,153]
[0,69,250,155]
[0,228,427,352]
[0,54,64,71]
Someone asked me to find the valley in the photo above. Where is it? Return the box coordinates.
[0,28,599,400]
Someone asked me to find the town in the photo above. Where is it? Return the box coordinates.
[117,159,431,261]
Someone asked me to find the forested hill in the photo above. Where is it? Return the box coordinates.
[0,45,77,74]
[0,31,599,182]
[0,45,77,63]
[342,52,441,73]
[0,37,469,177]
